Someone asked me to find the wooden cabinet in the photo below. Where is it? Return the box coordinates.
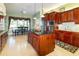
[44,12,61,24]
[67,10,74,22]
[44,7,79,23]
[63,32,72,44]
[73,7,79,24]
[0,36,1,51]
[61,9,74,22]
[49,12,56,20]
[0,32,8,51]
[55,13,61,24]
[61,11,68,22]
[55,30,79,47]
[73,33,79,47]
[39,34,55,55]
[28,32,33,45]
[60,7,79,23]
[32,34,39,51]
[28,32,55,56]
[0,15,4,19]
[55,30,64,41]
[44,13,49,21]
[1,32,8,48]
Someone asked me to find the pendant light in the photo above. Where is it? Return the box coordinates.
[33,3,37,19]
[41,3,44,17]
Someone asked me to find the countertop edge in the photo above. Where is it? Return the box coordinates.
[0,30,8,36]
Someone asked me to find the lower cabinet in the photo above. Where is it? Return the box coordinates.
[55,30,64,41]
[0,36,1,51]
[72,33,79,47]
[55,30,79,47]
[0,32,8,52]
[63,32,72,44]
[28,32,55,56]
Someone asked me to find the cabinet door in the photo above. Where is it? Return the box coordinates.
[49,13,52,20]
[32,37,36,48]
[44,13,49,21]
[73,7,79,24]
[28,33,32,44]
[39,34,55,55]
[51,12,56,20]
[35,37,40,52]
[48,34,55,52]
[63,32,72,44]
[55,13,61,24]
[73,35,79,47]
[55,31,64,41]
[39,35,49,55]
[67,10,74,22]
[59,32,64,42]
[32,36,39,52]
[55,31,60,40]
[1,34,6,48]
[0,36,2,51]
[61,12,68,22]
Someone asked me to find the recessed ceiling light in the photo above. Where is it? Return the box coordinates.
[41,14,45,17]
[22,10,27,14]
[33,17,37,19]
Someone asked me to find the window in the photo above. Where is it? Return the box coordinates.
[10,19,29,28]
[10,19,18,28]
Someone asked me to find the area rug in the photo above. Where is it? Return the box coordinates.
[55,40,79,53]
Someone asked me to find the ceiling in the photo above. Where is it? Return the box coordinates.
[5,3,65,18]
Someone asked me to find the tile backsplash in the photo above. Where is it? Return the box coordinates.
[74,24,79,32]
[58,22,79,32]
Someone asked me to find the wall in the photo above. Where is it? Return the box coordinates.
[31,11,42,32]
[5,15,9,30]
[54,3,79,12]
[0,3,6,16]
[5,10,33,31]
[6,12,32,18]
[49,3,79,12]
[0,3,7,31]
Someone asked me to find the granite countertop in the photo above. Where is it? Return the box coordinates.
[55,29,79,33]
[0,30,8,36]
[32,31,54,35]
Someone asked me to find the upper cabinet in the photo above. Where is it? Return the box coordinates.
[61,11,68,22]
[60,7,79,23]
[44,12,61,24]
[61,10,74,22]
[44,7,79,24]
[67,10,74,22]
[44,13,49,21]
[49,12,56,20]
[55,12,61,24]
[73,7,79,24]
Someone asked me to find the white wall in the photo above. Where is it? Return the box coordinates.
[0,3,6,16]
[0,3,6,31]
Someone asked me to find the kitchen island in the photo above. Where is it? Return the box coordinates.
[28,32,55,56]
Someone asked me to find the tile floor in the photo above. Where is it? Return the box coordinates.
[0,35,79,56]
